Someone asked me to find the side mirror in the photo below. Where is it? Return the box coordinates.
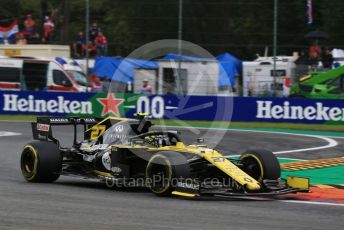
[197,138,204,144]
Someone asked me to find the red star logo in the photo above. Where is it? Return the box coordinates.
[97,94,124,116]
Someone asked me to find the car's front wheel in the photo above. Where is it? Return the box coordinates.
[240,149,281,182]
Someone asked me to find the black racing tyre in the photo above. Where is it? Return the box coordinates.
[146,151,190,196]
[21,141,62,182]
[239,149,280,182]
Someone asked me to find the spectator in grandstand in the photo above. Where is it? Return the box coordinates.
[16,33,27,45]
[89,22,101,42]
[322,48,334,69]
[43,16,55,42]
[88,41,96,58]
[95,32,108,56]
[21,14,39,43]
[73,31,86,58]
[140,79,153,94]
[23,14,36,34]
[308,42,322,62]
[26,30,40,44]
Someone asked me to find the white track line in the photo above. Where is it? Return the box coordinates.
[281,200,344,207]
[0,131,21,137]
[327,136,344,139]
[213,128,338,155]
[272,134,337,155]
[164,126,338,156]
[277,157,307,161]
[4,121,336,155]
[215,196,344,207]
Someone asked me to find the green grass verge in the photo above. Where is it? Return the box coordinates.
[281,165,344,185]
[0,115,37,121]
[278,158,344,185]
[0,115,343,133]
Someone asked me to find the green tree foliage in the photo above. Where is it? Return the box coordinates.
[0,0,343,59]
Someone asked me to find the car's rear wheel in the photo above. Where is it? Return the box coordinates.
[146,151,190,196]
[21,141,62,182]
[240,149,280,182]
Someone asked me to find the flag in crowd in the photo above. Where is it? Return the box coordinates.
[0,20,19,43]
[307,0,313,25]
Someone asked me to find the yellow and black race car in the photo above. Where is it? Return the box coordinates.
[21,114,309,198]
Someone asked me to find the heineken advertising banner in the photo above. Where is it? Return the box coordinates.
[0,90,343,124]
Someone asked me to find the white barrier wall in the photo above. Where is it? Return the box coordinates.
[0,45,70,58]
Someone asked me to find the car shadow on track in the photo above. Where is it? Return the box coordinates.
[54,179,276,202]
[56,179,150,194]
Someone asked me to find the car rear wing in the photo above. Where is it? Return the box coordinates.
[31,117,101,145]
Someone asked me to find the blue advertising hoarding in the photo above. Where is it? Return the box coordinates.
[0,90,343,124]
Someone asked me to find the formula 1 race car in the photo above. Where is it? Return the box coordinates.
[21,114,309,198]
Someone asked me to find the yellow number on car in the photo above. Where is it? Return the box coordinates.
[90,125,106,140]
